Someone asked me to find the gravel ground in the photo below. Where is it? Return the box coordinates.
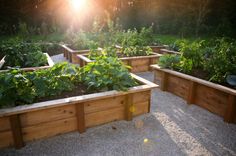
[1,55,236,156]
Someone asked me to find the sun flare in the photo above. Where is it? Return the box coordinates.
[70,0,87,10]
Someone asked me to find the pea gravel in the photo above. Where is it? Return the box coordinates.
[0,55,235,156]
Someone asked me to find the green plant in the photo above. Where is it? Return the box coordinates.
[0,38,48,68]
[158,54,180,69]
[122,46,152,57]
[81,55,137,91]
[0,63,81,108]
[203,38,236,83]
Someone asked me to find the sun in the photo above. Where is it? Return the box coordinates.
[70,0,87,10]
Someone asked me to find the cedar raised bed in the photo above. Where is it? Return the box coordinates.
[77,53,162,73]
[0,53,54,72]
[60,44,90,63]
[151,65,236,123]
[0,74,158,149]
[149,46,167,53]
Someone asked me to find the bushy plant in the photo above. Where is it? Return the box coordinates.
[158,54,180,69]
[0,63,81,108]
[0,38,48,68]
[81,55,137,91]
[203,38,236,83]
[122,46,152,57]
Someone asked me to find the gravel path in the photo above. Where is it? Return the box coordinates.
[1,55,236,156]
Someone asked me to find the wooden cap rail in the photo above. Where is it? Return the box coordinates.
[151,65,236,123]
[151,65,236,96]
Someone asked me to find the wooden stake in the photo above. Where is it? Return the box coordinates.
[125,94,133,121]
[10,115,24,149]
[160,72,168,91]
[76,103,86,133]
[187,81,196,104]
[224,95,236,123]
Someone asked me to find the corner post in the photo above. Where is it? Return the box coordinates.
[10,114,24,149]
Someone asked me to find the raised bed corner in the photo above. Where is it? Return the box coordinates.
[0,74,158,149]
[151,64,236,124]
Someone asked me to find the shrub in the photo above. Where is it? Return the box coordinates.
[158,54,180,70]
[81,55,137,91]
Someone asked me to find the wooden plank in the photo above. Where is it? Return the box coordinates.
[187,81,197,104]
[125,94,133,121]
[195,85,228,117]
[224,95,236,123]
[0,117,11,132]
[85,107,125,128]
[167,75,190,100]
[20,105,76,127]
[133,91,150,104]
[10,115,24,149]
[76,103,85,133]
[133,102,149,116]
[161,72,168,91]
[0,131,13,148]
[151,65,236,96]
[22,117,77,142]
[154,69,162,84]
[84,96,125,114]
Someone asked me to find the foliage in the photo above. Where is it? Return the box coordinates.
[0,63,81,108]
[122,46,152,57]
[0,58,138,108]
[0,38,48,68]
[203,38,236,83]
[158,38,236,83]
[158,54,180,70]
[81,55,137,91]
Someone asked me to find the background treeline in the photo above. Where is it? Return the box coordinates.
[0,0,235,37]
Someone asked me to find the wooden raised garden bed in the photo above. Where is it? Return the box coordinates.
[77,53,162,73]
[149,46,167,53]
[151,65,236,123]
[61,44,102,64]
[0,74,158,149]
[0,53,54,72]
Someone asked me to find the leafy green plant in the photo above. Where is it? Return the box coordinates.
[203,38,236,83]
[122,46,152,57]
[158,54,180,69]
[0,63,81,108]
[0,38,48,68]
[81,55,137,91]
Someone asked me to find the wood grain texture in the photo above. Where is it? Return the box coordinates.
[195,85,228,117]
[20,105,76,127]
[224,95,236,123]
[10,115,24,149]
[0,117,10,132]
[0,131,13,148]
[76,103,85,133]
[22,117,77,142]
[85,107,125,128]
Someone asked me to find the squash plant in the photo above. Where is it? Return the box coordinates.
[81,55,137,91]
[0,56,137,108]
